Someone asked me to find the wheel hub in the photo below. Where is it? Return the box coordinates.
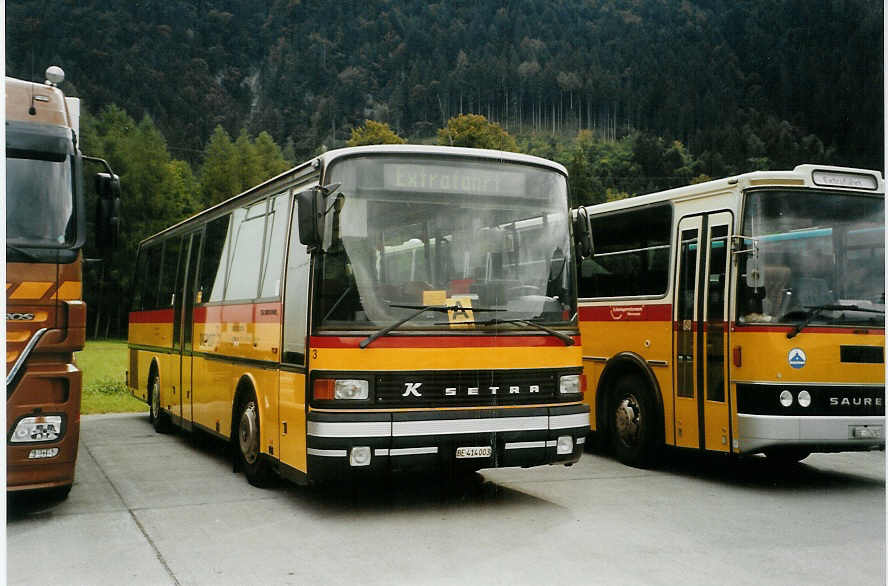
[615,395,641,446]
[239,401,259,465]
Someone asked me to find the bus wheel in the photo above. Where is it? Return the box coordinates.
[609,375,658,468]
[764,448,811,464]
[150,374,172,433]
[236,393,272,487]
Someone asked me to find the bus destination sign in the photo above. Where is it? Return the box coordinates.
[384,163,526,196]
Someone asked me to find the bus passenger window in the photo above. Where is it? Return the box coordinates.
[198,214,232,303]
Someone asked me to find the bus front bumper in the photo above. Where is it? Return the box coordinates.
[737,414,885,454]
[307,404,589,479]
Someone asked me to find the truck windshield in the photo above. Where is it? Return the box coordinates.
[315,154,577,332]
[737,189,884,328]
[6,152,75,248]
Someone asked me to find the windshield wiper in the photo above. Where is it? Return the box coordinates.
[359,302,505,349]
[787,304,886,339]
[435,317,575,346]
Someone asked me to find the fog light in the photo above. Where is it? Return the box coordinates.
[556,435,574,455]
[28,447,59,459]
[350,446,372,467]
[335,380,369,400]
[797,390,812,408]
[559,374,581,395]
[779,390,793,407]
[10,415,62,443]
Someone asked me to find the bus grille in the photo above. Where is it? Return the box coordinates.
[373,368,574,407]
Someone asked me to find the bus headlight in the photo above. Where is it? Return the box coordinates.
[560,374,582,395]
[797,390,812,408]
[335,380,369,400]
[10,415,63,443]
[313,379,370,401]
[779,390,793,407]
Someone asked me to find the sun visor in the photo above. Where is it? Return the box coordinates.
[6,120,74,160]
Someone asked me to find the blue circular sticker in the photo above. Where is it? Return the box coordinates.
[788,348,807,369]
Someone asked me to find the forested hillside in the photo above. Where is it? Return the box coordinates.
[6,0,883,337]
[7,0,883,171]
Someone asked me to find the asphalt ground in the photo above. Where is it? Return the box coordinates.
[7,413,886,585]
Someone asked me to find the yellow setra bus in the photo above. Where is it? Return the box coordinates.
[576,165,884,466]
[128,145,590,485]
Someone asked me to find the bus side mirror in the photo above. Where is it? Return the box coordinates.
[95,172,121,249]
[296,187,324,249]
[573,208,594,259]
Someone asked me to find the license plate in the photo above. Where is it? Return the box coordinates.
[455,446,492,459]
[850,425,883,439]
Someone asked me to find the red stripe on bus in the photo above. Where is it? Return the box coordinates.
[129,309,175,323]
[578,304,672,322]
[309,335,581,349]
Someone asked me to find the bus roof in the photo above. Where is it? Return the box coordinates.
[316,144,568,175]
[579,164,884,214]
[139,144,569,245]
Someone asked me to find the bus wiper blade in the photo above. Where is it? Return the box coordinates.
[436,317,576,346]
[787,304,886,339]
[360,302,504,349]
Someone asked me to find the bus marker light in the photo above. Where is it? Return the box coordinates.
[733,346,742,367]
[313,379,335,400]
[350,446,372,466]
[556,435,574,455]
[779,391,793,407]
[797,390,812,408]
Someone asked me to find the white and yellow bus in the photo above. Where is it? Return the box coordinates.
[576,165,884,466]
[128,145,590,486]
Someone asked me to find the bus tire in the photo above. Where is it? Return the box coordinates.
[764,447,810,464]
[149,372,172,434]
[235,391,273,488]
[609,374,659,468]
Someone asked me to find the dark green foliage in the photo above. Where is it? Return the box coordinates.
[6,0,881,168]
[7,0,880,337]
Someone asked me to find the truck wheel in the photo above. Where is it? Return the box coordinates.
[609,374,659,468]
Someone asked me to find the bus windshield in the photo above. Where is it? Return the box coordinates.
[737,189,884,327]
[316,154,576,332]
[6,153,75,248]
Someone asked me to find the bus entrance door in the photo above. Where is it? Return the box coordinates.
[175,231,201,430]
[673,212,733,451]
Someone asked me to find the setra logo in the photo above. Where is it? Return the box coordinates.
[6,313,35,321]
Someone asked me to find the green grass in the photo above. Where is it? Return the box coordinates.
[76,339,147,414]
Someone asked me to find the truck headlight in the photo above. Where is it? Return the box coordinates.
[10,415,63,443]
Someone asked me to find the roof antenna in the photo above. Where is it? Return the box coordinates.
[28,52,36,115]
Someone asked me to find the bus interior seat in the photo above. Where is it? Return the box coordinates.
[762,265,791,316]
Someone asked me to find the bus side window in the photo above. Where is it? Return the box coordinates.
[132,243,161,311]
[226,202,268,301]
[260,192,290,298]
[158,237,182,308]
[283,209,311,365]
[199,214,232,303]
